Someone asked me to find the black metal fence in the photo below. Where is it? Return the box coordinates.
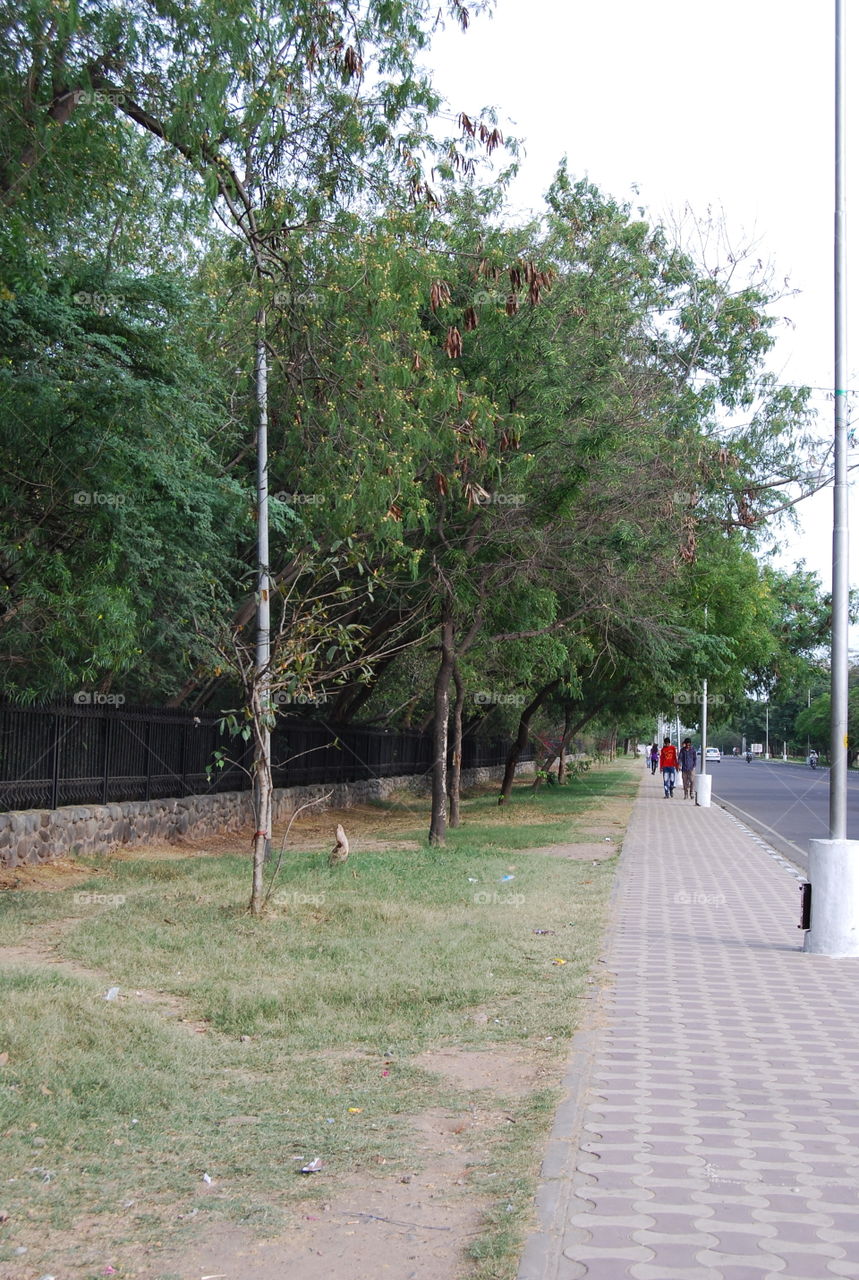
[0,702,521,812]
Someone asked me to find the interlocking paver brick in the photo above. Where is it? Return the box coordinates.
[644,1213,718,1233]
[562,1242,653,1262]
[633,1229,720,1249]
[517,778,859,1280]
[697,1250,786,1271]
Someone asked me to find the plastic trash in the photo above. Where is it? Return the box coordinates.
[202,1173,212,1184]
[299,1157,323,1173]
[500,874,515,882]
[103,987,120,1002]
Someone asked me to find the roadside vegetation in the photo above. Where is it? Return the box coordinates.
[0,764,637,1280]
[1,1,840,857]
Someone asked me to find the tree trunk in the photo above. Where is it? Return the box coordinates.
[498,679,560,804]
[250,703,272,915]
[449,661,464,828]
[428,606,454,845]
[531,741,556,789]
[557,705,573,783]
[249,310,272,916]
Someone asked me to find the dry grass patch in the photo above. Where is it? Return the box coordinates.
[0,760,639,1280]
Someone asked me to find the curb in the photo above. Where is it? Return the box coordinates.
[711,793,809,872]
[516,773,640,1280]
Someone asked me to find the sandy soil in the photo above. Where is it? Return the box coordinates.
[0,769,639,1279]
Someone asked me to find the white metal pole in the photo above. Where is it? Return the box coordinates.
[805,0,859,956]
[831,0,849,838]
[255,313,272,865]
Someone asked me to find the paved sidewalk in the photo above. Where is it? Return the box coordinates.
[519,772,859,1280]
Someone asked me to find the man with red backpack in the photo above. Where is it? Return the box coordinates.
[659,737,679,798]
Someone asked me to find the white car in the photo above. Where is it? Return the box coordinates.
[704,746,721,762]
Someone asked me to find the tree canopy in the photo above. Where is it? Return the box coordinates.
[0,0,835,842]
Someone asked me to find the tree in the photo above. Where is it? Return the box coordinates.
[0,272,245,698]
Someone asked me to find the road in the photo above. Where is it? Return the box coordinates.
[705,756,859,871]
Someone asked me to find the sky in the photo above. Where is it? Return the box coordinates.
[426,0,856,600]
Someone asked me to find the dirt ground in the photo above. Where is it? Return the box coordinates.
[0,855,93,892]
[0,771,639,1279]
[155,1058,529,1280]
[1,781,634,880]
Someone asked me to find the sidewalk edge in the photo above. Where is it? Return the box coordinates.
[516,773,642,1280]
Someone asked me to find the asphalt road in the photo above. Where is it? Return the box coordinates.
[705,756,859,871]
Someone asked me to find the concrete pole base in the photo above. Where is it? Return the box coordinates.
[804,838,859,956]
[696,775,712,808]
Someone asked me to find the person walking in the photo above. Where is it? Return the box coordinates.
[659,737,678,798]
[678,737,697,800]
[649,743,659,775]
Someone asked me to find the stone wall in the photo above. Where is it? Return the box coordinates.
[0,762,533,869]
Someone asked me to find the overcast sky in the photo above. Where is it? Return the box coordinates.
[427,0,856,598]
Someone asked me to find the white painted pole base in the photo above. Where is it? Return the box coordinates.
[696,774,712,807]
[804,838,859,956]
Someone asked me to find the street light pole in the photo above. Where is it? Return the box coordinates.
[697,603,712,806]
[805,0,859,956]
[830,0,849,839]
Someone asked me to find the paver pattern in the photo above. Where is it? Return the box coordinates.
[519,777,859,1280]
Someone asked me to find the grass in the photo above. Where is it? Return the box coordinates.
[0,760,639,1279]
